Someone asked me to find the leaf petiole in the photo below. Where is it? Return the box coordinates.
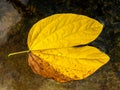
[8,50,30,57]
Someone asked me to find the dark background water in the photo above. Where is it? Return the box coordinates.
[0,0,120,90]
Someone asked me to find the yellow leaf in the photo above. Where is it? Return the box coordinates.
[28,13,103,50]
[30,46,109,82]
[8,13,110,82]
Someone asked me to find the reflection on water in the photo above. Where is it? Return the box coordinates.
[0,0,21,46]
[0,0,120,90]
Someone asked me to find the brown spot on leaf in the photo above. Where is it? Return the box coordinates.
[28,53,72,82]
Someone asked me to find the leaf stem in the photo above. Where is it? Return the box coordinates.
[8,50,30,57]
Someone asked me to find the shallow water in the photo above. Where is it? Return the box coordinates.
[0,0,120,90]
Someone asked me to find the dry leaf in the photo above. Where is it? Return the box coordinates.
[8,13,110,82]
[27,14,109,82]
